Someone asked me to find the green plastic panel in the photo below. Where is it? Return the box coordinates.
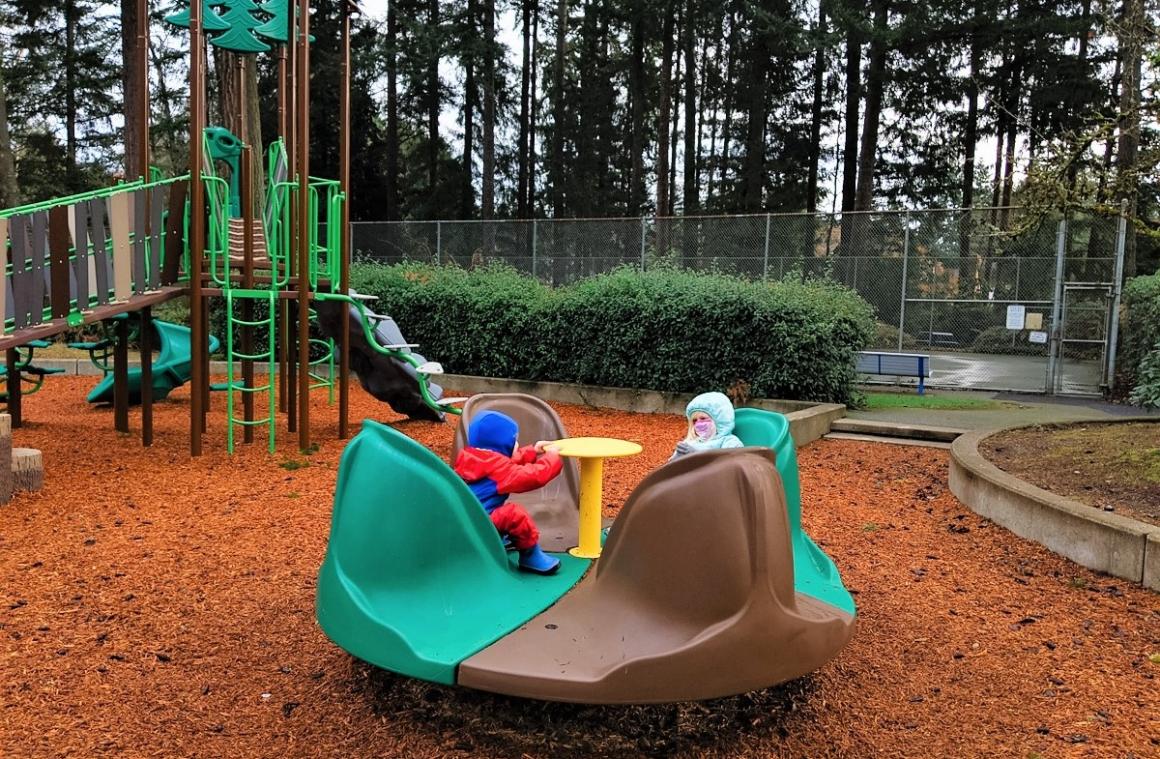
[316,420,589,684]
[86,321,221,405]
[733,408,855,616]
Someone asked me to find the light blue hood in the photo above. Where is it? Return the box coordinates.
[683,392,744,451]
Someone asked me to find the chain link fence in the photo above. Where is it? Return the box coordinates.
[352,208,1126,395]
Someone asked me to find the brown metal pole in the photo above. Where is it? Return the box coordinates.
[114,316,130,432]
[337,0,352,439]
[282,0,298,424]
[242,139,256,444]
[296,0,312,452]
[136,0,149,181]
[140,306,153,446]
[6,349,21,429]
[189,0,206,456]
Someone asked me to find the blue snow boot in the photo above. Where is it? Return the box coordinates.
[518,544,560,575]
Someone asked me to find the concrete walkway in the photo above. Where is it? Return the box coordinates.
[847,388,1157,431]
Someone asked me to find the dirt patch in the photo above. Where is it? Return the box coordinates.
[981,422,1160,526]
[0,377,1157,758]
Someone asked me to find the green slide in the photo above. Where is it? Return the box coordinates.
[733,408,855,616]
[316,420,589,684]
[85,320,222,405]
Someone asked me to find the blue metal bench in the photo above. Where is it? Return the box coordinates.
[856,351,931,395]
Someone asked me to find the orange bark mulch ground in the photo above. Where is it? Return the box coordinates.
[1,377,1157,759]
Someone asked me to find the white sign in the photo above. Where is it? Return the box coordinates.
[1006,304,1027,330]
[1029,331,1048,344]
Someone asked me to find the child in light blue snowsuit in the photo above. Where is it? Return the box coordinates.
[670,391,745,461]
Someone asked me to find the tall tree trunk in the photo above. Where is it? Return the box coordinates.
[839,8,861,252]
[667,8,681,217]
[958,20,981,291]
[741,32,767,212]
[717,3,739,200]
[806,1,826,213]
[551,0,568,216]
[656,1,675,219]
[998,64,1020,232]
[427,0,441,193]
[1115,0,1143,278]
[840,14,861,215]
[517,0,532,218]
[65,0,79,188]
[0,63,20,208]
[853,0,887,213]
[628,8,646,213]
[481,0,496,225]
[528,2,540,215]
[462,0,476,219]
[385,1,400,220]
[682,0,698,216]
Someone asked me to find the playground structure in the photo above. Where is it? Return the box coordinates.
[317,395,855,703]
[0,0,454,454]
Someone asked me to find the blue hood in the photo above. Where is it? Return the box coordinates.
[466,410,518,456]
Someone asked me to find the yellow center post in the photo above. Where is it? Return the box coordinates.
[549,437,643,559]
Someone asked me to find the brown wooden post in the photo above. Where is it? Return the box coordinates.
[140,305,153,446]
[189,0,206,455]
[296,0,312,451]
[338,0,353,439]
[114,316,130,433]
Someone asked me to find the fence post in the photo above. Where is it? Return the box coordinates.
[1046,219,1068,395]
[1105,200,1128,392]
[531,218,538,279]
[898,212,910,353]
[762,213,771,281]
[435,220,442,262]
[640,216,646,269]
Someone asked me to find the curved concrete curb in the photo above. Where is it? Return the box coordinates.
[949,425,1160,591]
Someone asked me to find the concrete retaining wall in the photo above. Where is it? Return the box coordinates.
[441,374,845,448]
[950,427,1160,591]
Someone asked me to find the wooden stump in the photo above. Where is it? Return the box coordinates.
[12,448,43,494]
[0,414,11,504]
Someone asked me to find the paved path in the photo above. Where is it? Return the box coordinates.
[848,389,1156,431]
[869,351,1103,394]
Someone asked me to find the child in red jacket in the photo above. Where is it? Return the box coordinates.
[453,410,563,574]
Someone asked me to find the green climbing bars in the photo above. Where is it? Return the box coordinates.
[224,289,279,453]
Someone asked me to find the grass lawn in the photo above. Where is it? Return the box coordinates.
[861,391,1007,411]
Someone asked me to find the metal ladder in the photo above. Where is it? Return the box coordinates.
[224,289,278,452]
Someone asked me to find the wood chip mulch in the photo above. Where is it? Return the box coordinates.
[1,377,1157,758]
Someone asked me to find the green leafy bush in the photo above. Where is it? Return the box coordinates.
[350,262,875,404]
[1119,273,1160,396]
[871,322,916,350]
[1129,342,1160,409]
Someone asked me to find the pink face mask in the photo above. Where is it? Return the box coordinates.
[693,418,715,439]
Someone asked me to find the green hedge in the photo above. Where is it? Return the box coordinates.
[1118,273,1160,395]
[350,263,875,404]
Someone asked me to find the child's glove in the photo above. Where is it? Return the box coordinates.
[674,440,692,455]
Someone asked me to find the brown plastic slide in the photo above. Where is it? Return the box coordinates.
[452,393,585,552]
[458,448,856,704]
